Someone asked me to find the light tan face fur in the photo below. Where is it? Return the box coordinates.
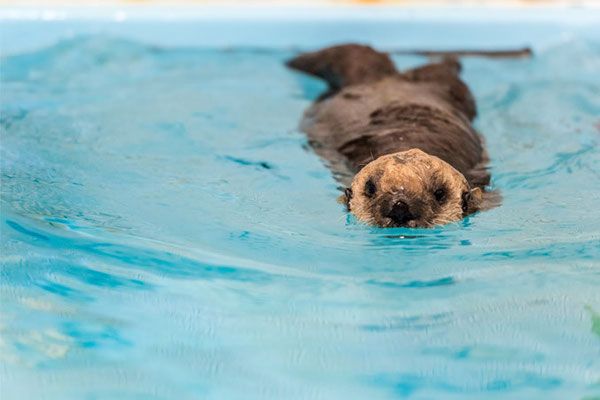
[343,149,482,228]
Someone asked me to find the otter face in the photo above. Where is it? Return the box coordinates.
[342,149,482,228]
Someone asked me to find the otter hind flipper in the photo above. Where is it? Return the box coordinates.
[402,56,463,81]
[286,44,398,91]
[401,57,477,120]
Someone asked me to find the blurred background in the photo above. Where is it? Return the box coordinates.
[0,0,598,6]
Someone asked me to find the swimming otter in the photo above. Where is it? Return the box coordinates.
[287,44,493,228]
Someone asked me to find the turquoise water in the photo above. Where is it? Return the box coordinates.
[1,35,600,399]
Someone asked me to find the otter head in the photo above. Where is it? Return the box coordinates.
[341,149,482,228]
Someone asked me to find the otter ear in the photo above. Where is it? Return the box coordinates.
[462,187,483,215]
[337,187,353,211]
[471,187,483,204]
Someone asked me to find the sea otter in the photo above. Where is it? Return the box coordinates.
[287,44,494,228]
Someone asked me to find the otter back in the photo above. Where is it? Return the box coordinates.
[287,44,490,188]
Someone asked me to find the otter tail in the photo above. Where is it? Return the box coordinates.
[286,44,398,91]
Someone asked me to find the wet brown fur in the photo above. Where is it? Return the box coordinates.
[287,44,494,228]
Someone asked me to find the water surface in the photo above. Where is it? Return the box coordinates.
[1,36,600,399]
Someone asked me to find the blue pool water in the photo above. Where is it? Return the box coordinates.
[1,32,600,399]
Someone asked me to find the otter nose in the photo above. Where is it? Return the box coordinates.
[387,200,415,225]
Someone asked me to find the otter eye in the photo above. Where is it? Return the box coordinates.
[364,179,376,198]
[434,188,446,203]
